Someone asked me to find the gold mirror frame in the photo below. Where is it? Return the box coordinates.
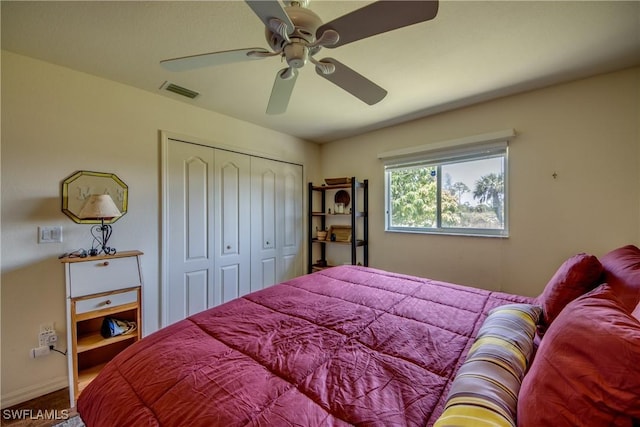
[61,171,128,224]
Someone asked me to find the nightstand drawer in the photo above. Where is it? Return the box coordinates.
[75,289,138,315]
[69,256,140,297]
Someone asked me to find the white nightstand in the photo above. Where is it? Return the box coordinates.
[60,250,143,407]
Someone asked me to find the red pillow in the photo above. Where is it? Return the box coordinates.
[536,253,603,329]
[600,245,640,312]
[518,285,640,427]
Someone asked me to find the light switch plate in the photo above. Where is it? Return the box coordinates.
[38,226,63,243]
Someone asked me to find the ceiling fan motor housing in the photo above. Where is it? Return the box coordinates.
[265,5,322,50]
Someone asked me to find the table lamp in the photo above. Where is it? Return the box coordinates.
[78,194,122,256]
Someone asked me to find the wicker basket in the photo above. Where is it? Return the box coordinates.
[324,177,351,186]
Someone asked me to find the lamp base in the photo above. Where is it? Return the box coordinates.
[89,222,117,256]
[88,246,116,256]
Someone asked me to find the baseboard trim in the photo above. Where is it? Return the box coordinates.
[1,376,68,409]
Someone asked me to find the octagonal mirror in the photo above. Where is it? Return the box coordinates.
[61,171,128,224]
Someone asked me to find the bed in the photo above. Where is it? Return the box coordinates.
[77,245,640,427]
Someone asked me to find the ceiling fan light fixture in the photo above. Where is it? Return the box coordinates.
[284,43,308,68]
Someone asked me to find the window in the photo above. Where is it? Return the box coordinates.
[380,131,512,237]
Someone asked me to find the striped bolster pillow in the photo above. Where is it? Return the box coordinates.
[434,303,541,427]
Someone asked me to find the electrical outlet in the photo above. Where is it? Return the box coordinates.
[38,331,53,347]
[40,323,54,333]
[38,323,57,348]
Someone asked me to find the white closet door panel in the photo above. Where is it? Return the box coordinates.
[283,171,297,248]
[219,265,241,303]
[260,258,277,289]
[164,139,214,326]
[282,254,297,280]
[214,150,251,305]
[186,158,209,259]
[186,270,208,316]
[221,162,240,255]
[261,168,277,251]
[280,163,303,281]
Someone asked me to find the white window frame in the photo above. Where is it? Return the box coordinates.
[378,130,515,238]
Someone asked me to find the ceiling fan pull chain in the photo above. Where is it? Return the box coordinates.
[269,18,291,44]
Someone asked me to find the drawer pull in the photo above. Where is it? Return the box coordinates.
[102,261,110,266]
[104,300,112,306]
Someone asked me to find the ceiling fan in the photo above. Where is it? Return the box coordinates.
[161,0,439,114]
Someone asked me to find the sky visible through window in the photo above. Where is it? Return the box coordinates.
[442,157,503,205]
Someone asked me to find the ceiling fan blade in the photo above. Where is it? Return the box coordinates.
[161,48,270,72]
[315,58,387,105]
[245,0,294,34]
[317,0,439,48]
[266,68,299,115]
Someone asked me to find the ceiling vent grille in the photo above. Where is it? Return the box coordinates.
[160,81,199,99]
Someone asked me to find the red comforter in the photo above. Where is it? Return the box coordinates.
[78,266,533,426]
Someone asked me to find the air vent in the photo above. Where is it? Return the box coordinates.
[160,81,199,99]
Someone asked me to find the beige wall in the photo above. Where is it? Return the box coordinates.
[0,51,321,406]
[321,67,640,296]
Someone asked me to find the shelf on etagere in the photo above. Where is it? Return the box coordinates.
[311,182,365,191]
[311,239,366,246]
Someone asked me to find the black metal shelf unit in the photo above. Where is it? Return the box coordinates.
[307,178,368,273]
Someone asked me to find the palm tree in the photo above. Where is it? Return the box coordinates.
[473,173,504,223]
[451,181,470,204]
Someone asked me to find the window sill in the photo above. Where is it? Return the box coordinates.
[385,228,509,239]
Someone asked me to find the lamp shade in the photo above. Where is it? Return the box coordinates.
[78,194,122,220]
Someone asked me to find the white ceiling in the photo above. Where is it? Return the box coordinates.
[2,1,639,143]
